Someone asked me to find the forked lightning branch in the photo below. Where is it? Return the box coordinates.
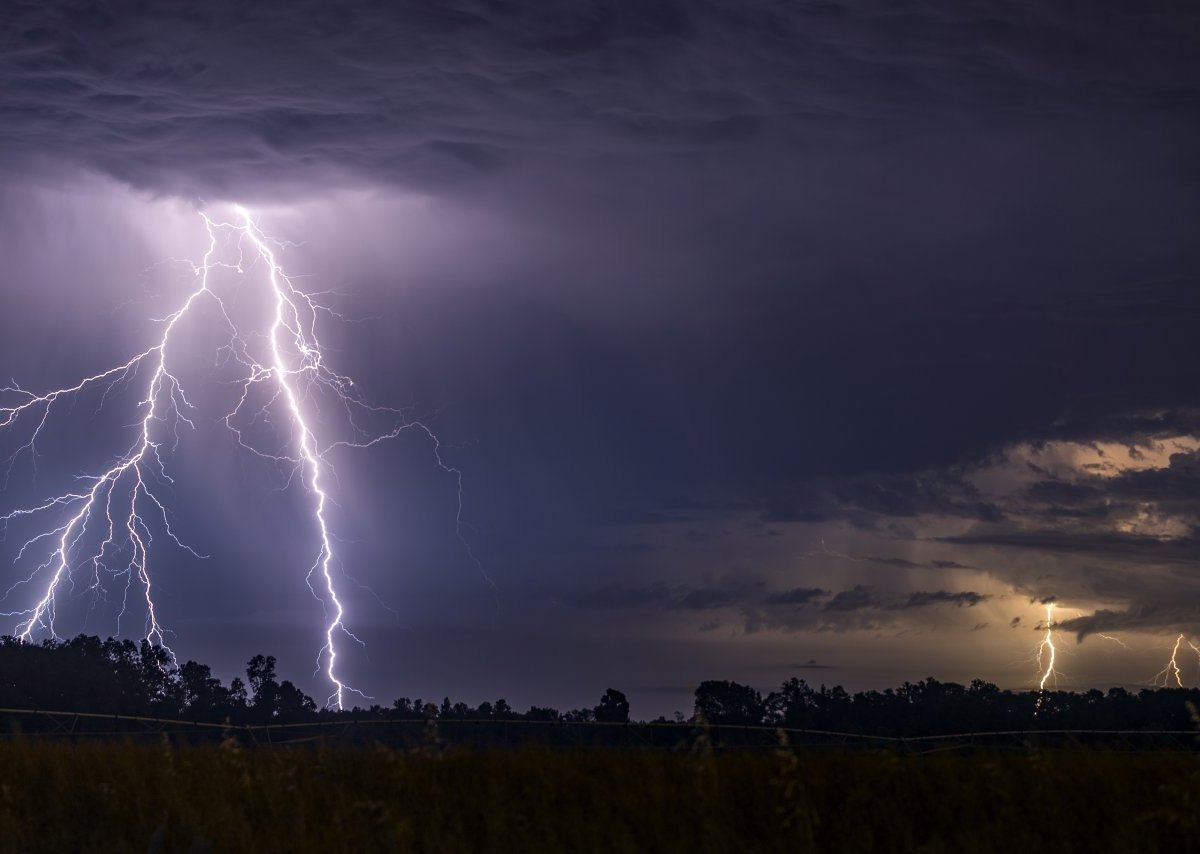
[0,207,455,709]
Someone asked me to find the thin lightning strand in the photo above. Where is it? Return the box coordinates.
[1189,641,1200,687]
[1035,604,1058,692]
[1154,634,1187,688]
[0,206,465,709]
[1098,633,1131,650]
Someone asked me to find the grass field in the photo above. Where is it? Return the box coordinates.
[0,739,1197,852]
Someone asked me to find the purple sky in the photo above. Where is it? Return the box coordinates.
[2,1,1200,715]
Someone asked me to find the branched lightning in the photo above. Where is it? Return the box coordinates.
[0,206,468,708]
[0,267,212,651]
[1152,633,1200,688]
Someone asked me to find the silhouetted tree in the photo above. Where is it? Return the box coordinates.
[526,705,561,722]
[276,679,317,719]
[244,654,315,719]
[179,661,231,717]
[7,634,1200,744]
[246,654,280,718]
[138,641,175,709]
[765,678,816,727]
[595,688,630,723]
[694,680,764,725]
[229,677,248,709]
[393,697,421,718]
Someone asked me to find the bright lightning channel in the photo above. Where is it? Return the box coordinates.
[0,206,465,709]
[1035,603,1059,692]
[1152,633,1200,689]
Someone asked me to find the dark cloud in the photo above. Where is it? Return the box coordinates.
[833,475,1006,523]
[675,586,744,611]
[1026,480,1106,505]
[1016,452,1200,529]
[763,587,828,606]
[869,557,922,568]
[2,1,1198,197]
[1057,605,1200,641]
[894,590,989,610]
[1108,450,1200,503]
[743,584,996,636]
[941,532,1200,565]
[822,585,880,613]
[798,586,990,613]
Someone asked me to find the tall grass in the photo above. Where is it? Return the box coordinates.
[0,739,1195,852]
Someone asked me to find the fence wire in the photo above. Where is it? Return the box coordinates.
[1,707,1198,753]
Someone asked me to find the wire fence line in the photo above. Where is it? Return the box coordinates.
[1,707,1199,752]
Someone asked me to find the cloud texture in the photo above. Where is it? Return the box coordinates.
[2,0,1197,196]
[0,1,1198,710]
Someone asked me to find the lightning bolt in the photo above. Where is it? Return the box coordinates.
[1152,633,1196,688]
[0,205,465,708]
[1035,603,1059,692]
[0,249,214,650]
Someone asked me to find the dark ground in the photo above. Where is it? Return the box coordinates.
[0,740,1196,853]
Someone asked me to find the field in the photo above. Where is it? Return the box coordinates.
[0,739,1197,853]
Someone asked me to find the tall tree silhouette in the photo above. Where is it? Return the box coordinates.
[595,689,630,723]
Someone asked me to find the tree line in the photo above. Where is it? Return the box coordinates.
[2,635,1198,735]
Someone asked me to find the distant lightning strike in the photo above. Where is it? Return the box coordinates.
[0,206,456,708]
[1153,634,1185,688]
[1035,604,1059,692]
[1152,633,1200,689]
[1098,633,1131,650]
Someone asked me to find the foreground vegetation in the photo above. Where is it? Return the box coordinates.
[0,741,1197,853]
[5,635,1200,851]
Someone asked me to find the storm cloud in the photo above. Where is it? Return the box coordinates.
[3,1,1198,197]
[0,0,1198,712]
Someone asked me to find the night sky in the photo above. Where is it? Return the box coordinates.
[2,1,1199,716]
